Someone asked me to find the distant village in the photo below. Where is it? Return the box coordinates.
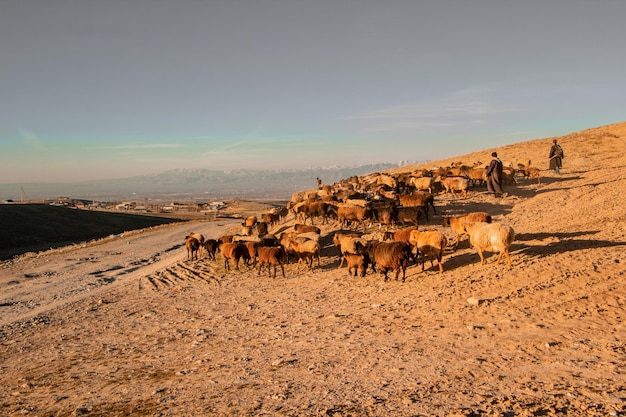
[2,196,228,216]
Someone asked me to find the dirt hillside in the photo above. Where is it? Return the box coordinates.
[1,122,625,416]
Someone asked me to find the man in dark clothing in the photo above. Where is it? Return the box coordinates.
[485,151,504,197]
[549,139,564,174]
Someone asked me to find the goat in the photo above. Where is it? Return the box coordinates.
[443,212,492,250]
[409,229,447,274]
[463,222,515,268]
[257,246,286,278]
[364,241,412,282]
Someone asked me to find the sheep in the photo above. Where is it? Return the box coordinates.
[443,212,492,250]
[435,176,469,198]
[408,229,447,274]
[294,223,321,234]
[344,253,369,277]
[398,192,435,220]
[219,234,234,244]
[336,204,373,232]
[462,167,487,187]
[396,206,423,227]
[364,240,412,282]
[382,226,418,244]
[517,161,541,184]
[257,246,286,278]
[185,235,201,260]
[187,232,205,258]
[372,204,398,227]
[243,240,258,266]
[255,221,269,237]
[262,212,280,228]
[298,201,331,225]
[219,242,250,271]
[203,238,220,261]
[244,216,258,227]
[285,238,321,268]
[409,176,434,194]
[463,222,515,268]
[332,232,366,268]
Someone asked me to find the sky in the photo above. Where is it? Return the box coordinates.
[2,0,626,183]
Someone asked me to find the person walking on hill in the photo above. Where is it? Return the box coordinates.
[485,152,504,198]
[549,139,564,174]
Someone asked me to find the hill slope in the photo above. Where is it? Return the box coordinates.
[0,122,625,416]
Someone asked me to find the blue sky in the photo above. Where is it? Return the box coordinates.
[2,0,625,183]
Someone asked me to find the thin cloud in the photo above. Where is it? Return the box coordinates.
[90,143,185,150]
[18,129,46,151]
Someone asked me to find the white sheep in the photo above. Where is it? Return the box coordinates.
[463,222,515,268]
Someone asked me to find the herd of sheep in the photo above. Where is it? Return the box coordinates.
[184,162,523,279]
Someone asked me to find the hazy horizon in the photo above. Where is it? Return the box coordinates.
[2,1,626,183]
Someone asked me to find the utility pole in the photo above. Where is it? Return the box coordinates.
[20,186,28,202]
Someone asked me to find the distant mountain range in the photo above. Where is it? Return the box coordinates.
[1,163,415,203]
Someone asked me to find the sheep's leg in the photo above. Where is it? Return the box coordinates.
[279,263,285,278]
[477,250,485,265]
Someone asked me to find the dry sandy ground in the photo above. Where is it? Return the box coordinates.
[1,122,625,416]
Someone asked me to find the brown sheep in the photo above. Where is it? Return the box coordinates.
[185,235,201,260]
[396,206,423,227]
[364,241,412,282]
[443,212,492,250]
[517,161,541,184]
[332,232,366,268]
[294,223,321,234]
[219,242,250,271]
[298,201,330,225]
[409,229,447,274]
[382,226,418,244]
[262,212,280,228]
[187,232,205,258]
[463,222,515,268]
[244,216,258,227]
[344,253,369,277]
[257,246,286,278]
[435,176,469,198]
[398,192,435,220]
[255,221,269,237]
[337,205,372,232]
[409,176,434,194]
[203,238,220,261]
[243,241,258,266]
[286,239,321,268]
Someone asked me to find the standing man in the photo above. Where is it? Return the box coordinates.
[549,139,564,174]
[485,151,504,197]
